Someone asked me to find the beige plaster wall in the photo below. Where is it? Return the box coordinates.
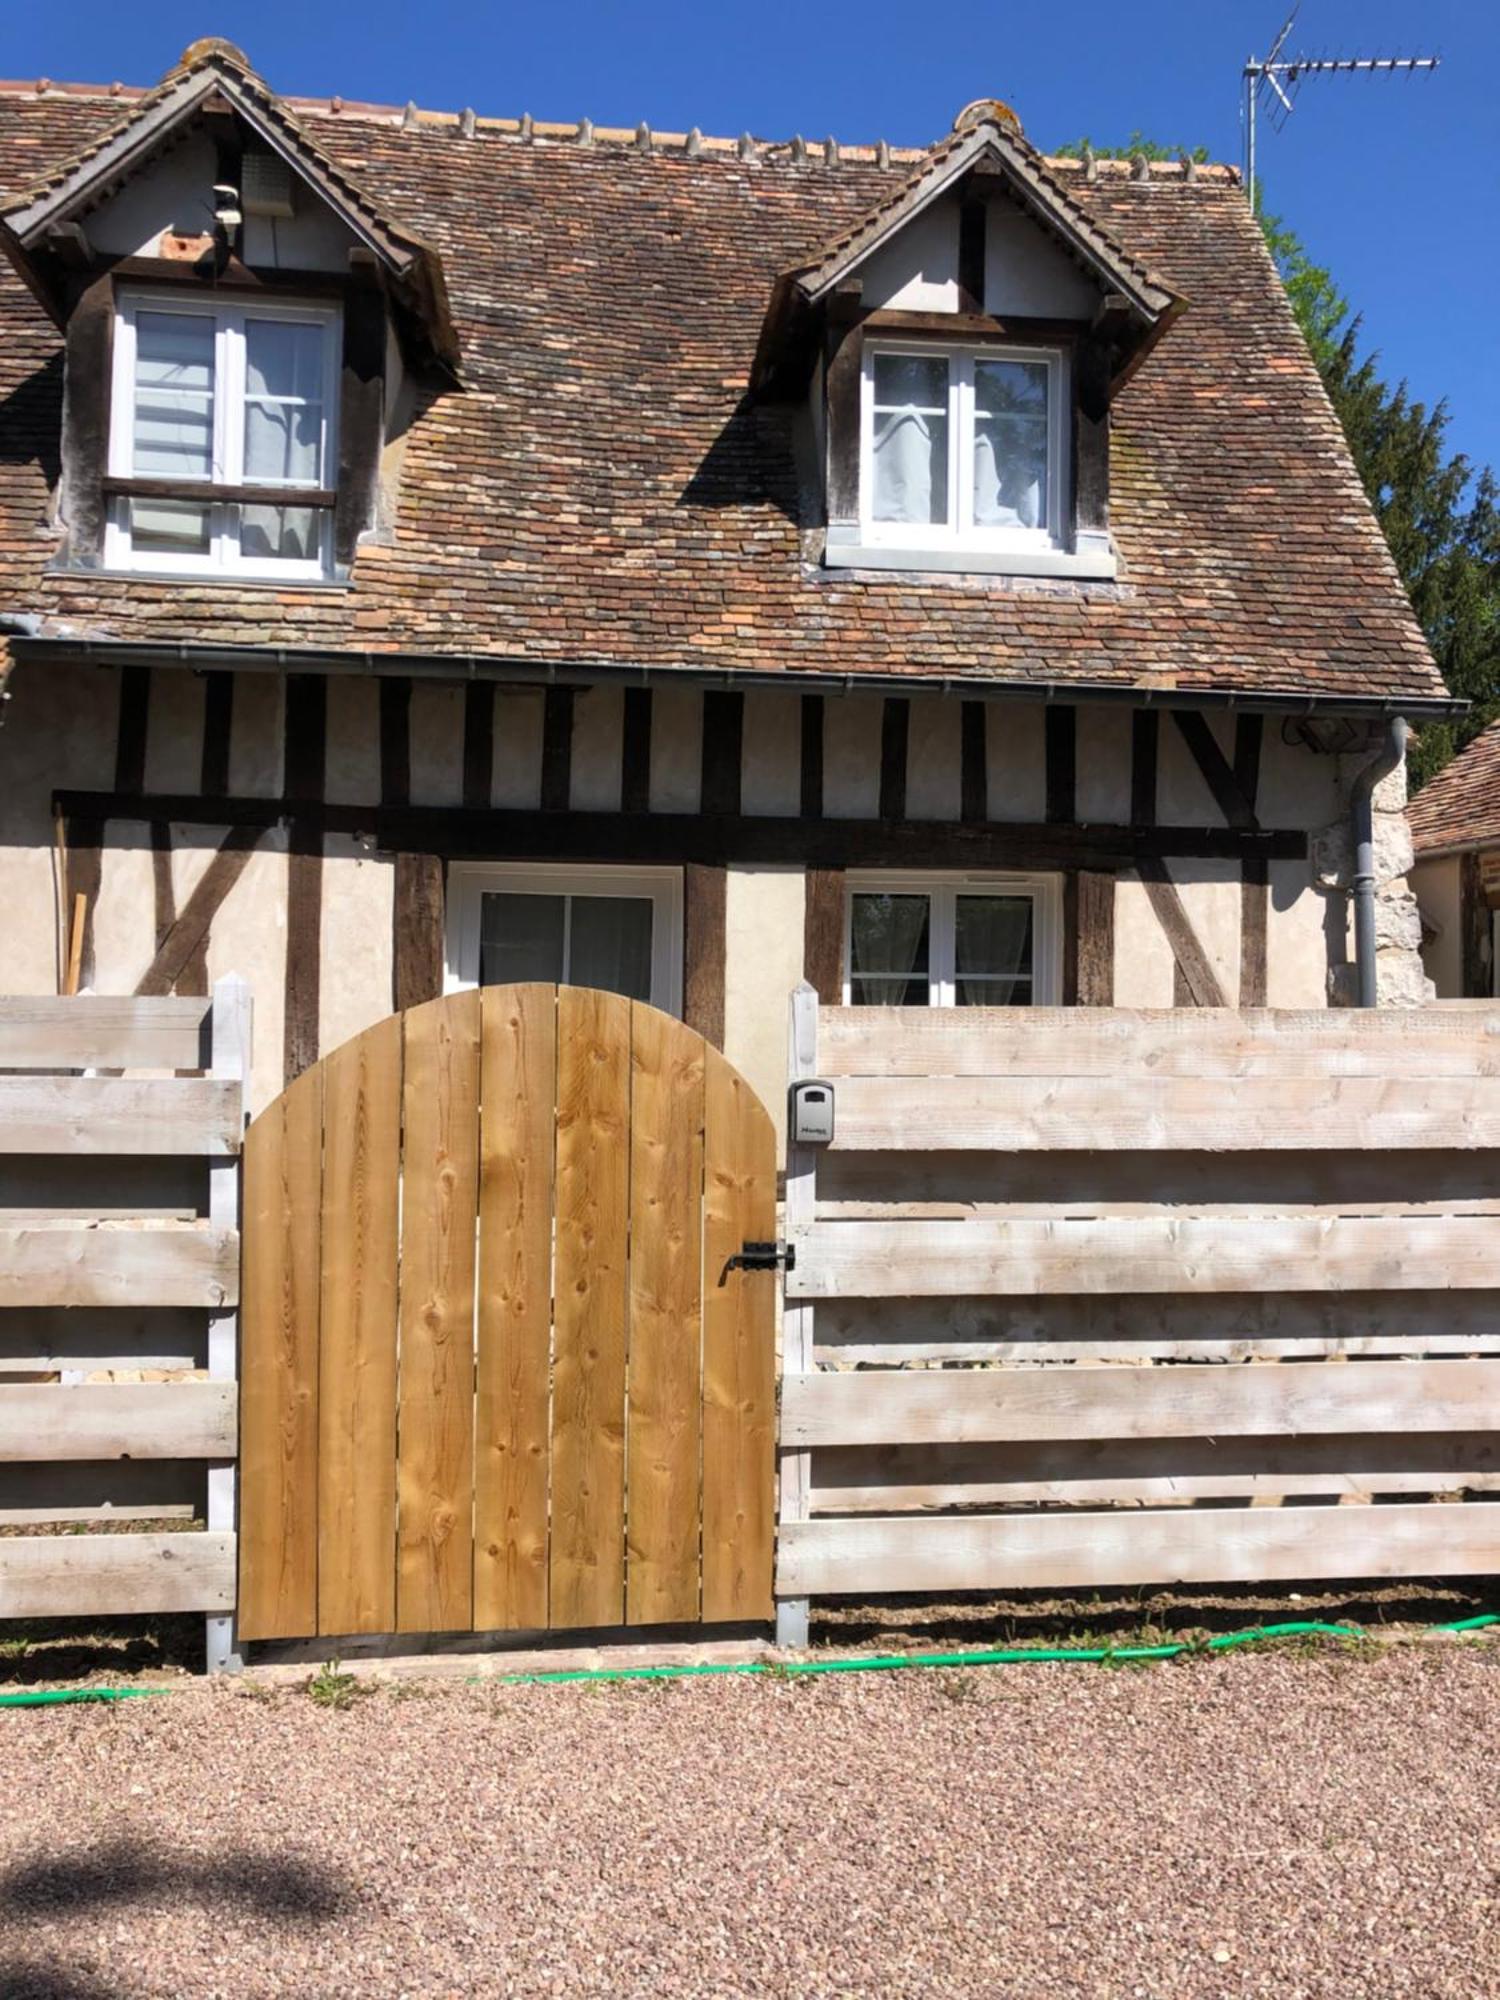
[723,866,805,1147]
[1411,855,1463,999]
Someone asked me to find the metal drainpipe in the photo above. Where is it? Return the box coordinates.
[1349,716,1408,1008]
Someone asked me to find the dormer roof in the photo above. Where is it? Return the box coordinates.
[0,38,458,367]
[790,111,1178,321]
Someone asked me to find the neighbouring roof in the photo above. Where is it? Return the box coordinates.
[1409,723,1500,855]
[0,57,1452,709]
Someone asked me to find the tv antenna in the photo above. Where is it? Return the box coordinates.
[1243,5,1439,209]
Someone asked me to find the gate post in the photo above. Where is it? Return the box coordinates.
[205,975,250,1674]
[776,982,818,1649]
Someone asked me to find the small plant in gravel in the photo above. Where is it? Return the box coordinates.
[306,1659,365,1710]
[762,1658,806,1686]
[0,1634,31,1663]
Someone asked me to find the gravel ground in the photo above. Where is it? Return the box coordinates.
[3,1643,1499,1999]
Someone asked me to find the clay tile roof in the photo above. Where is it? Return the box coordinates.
[1409,723,1500,854]
[0,68,1453,709]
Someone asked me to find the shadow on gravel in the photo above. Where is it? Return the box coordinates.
[0,1836,352,1925]
[816,1575,1500,1649]
[0,1960,121,1999]
[0,1839,354,1997]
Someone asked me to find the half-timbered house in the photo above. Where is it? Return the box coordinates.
[0,40,1456,1118]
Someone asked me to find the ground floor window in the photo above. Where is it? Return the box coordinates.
[845,872,1061,1006]
[445,863,683,1013]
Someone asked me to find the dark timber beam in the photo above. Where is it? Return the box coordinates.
[55,792,1310,871]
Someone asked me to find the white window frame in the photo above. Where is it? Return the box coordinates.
[857,341,1068,554]
[843,870,1063,1007]
[444,862,684,1015]
[105,289,341,580]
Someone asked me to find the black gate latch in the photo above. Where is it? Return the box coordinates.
[722,1238,796,1280]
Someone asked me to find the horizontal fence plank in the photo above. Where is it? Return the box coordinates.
[790,1217,1500,1298]
[0,1531,234,1617]
[829,1073,1500,1152]
[0,996,210,1073]
[818,1005,1500,1080]
[0,1077,240,1157]
[809,1434,1500,1511]
[777,1504,1500,1596]
[0,1382,235,1461]
[783,1360,1500,1448]
[0,1227,238,1309]
[0,1460,203,1525]
[0,1308,207,1375]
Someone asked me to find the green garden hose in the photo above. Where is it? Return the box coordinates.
[495,1613,1498,1686]
[0,1684,163,1709]
[0,1613,1493,1705]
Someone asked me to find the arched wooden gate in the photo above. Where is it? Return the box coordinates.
[238,987,777,1642]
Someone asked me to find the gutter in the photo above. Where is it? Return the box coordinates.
[1350,716,1408,1008]
[2,633,1469,724]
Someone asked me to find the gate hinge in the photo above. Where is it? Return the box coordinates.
[722,1238,796,1279]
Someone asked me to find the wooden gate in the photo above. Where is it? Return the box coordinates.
[238,987,776,1642]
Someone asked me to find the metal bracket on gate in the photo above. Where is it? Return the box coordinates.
[721,1238,796,1283]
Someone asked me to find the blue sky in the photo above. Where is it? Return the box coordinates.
[11,1,1497,477]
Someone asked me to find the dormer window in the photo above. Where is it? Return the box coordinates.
[104,293,340,579]
[862,344,1065,552]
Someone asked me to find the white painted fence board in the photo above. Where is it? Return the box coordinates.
[830,1074,1500,1152]
[777,1505,1500,1596]
[0,1227,238,1308]
[0,1077,239,1156]
[0,996,210,1072]
[0,1531,234,1616]
[790,1216,1500,1297]
[818,1006,1500,1079]
[0,1382,236,1461]
[782,1359,1500,1448]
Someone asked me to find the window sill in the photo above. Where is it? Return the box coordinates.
[824,533,1118,582]
[49,559,353,592]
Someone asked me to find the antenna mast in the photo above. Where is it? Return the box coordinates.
[1243,6,1438,209]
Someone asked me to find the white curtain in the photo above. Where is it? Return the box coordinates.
[873,408,939,525]
[973,426,1042,530]
[851,895,931,1004]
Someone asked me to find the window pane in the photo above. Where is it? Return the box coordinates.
[135,312,214,391]
[957,976,1031,1007]
[129,497,211,555]
[133,313,216,478]
[244,400,322,484]
[478,893,565,987]
[241,504,319,562]
[871,354,949,526]
[955,895,1034,979]
[568,896,654,1002]
[245,319,325,400]
[973,360,1049,531]
[850,893,930,1004]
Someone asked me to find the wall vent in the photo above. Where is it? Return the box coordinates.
[242,149,295,219]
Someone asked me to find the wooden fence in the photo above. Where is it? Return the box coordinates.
[238,987,777,1645]
[777,989,1500,1640]
[0,984,247,1666]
